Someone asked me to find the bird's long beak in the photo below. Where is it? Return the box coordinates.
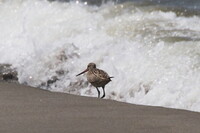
[76,69,88,76]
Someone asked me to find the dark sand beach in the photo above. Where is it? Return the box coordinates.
[0,82,200,133]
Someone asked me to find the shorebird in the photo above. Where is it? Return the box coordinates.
[76,63,113,99]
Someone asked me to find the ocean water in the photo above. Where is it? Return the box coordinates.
[0,0,200,112]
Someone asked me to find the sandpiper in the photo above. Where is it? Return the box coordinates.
[76,63,113,99]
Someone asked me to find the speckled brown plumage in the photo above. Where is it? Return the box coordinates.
[76,63,113,99]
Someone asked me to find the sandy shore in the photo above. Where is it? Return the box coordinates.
[0,82,200,133]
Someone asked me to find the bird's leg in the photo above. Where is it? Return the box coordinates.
[101,86,105,99]
[96,87,100,98]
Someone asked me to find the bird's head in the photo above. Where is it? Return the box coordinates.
[87,63,96,70]
[76,62,96,76]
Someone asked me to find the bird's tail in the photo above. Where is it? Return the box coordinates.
[109,77,114,81]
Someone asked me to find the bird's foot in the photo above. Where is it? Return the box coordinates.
[101,95,105,99]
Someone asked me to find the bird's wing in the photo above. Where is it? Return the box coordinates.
[92,69,110,80]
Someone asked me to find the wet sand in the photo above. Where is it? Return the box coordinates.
[0,82,200,133]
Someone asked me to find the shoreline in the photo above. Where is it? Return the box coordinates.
[1,82,200,133]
